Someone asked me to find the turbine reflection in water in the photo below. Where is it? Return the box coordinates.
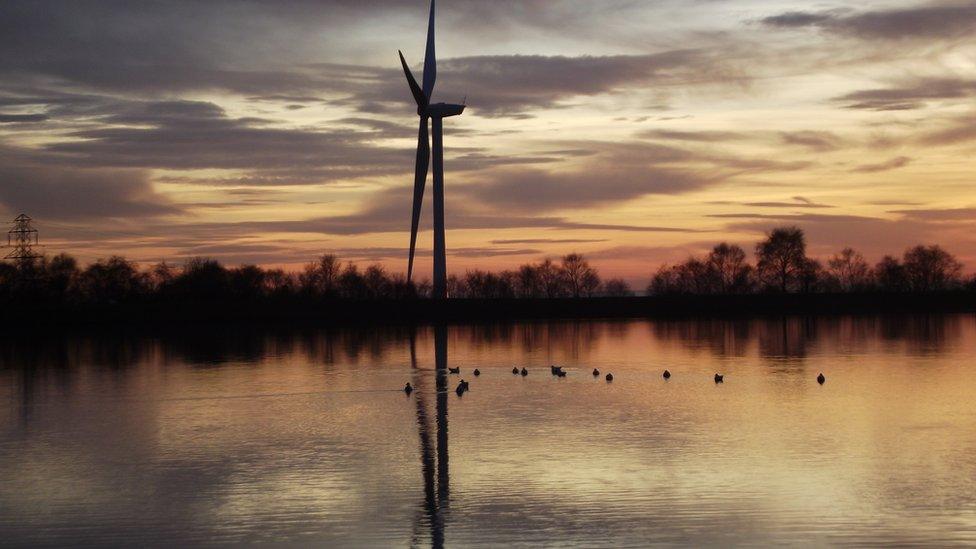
[410,326,449,548]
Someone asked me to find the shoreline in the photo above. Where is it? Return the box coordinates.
[4,292,975,328]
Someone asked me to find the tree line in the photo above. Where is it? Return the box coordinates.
[0,226,972,305]
[650,227,969,294]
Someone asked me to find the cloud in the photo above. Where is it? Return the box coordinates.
[760,12,837,29]
[459,166,715,213]
[0,0,751,119]
[887,207,976,221]
[761,5,976,40]
[851,156,911,173]
[638,129,747,142]
[735,197,833,209]
[194,182,706,237]
[0,145,179,221]
[835,78,976,111]
[779,131,843,152]
[491,239,608,245]
[351,50,747,118]
[36,99,412,183]
[0,113,48,123]
[918,113,976,145]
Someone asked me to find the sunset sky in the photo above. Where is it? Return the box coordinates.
[1,0,975,284]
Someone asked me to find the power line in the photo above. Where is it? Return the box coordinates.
[5,213,40,267]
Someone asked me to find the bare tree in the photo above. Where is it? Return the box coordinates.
[827,247,870,291]
[706,243,751,293]
[561,253,600,297]
[301,254,342,297]
[755,226,808,293]
[873,255,907,292]
[537,259,566,298]
[902,245,963,291]
[602,278,633,297]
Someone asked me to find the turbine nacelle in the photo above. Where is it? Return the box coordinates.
[425,103,465,118]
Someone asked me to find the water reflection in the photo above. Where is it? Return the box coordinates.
[1,315,975,546]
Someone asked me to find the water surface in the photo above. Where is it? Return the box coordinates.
[2,315,976,547]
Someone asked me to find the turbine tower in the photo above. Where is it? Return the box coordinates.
[400,0,464,299]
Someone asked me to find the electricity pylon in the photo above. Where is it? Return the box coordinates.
[6,214,40,268]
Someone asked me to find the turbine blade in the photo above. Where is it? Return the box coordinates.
[422,0,436,99]
[408,117,430,281]
[399,50,427,109]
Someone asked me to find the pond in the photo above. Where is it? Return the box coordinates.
[2,315,975,546]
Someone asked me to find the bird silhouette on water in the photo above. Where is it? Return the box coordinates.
[512,366,519,375]
[521,367,528,377]
[556,370,567,378]
[448,367,460,374]
[663,370,671,379]
[550,365,564,376]
[404,382,413,394]
[817,373,826,384]
[474,368,481,376]
[714,373,724,383]
[605,373,613,382]
[455,379,469,396]
[592,368,600,377]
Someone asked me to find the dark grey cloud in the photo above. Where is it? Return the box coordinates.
[460,166,714,213]
[346,50,743,118]
[760,12,838,28]
[491,239,608,245]
[0,146,179,221]
[779,131,843,151]
[638,129,747,142]
[37,99,411,183]
[195,183,704,237]
[835,78,976,111]
[887,207,976,221]
[432,51,733,117]
[918,113,976,145]
[732,197,832,209]
[761,4,976,40]
[851,156,911,173]
[0,113,48,123]
[0,0,748,120]
[709,212,875,222]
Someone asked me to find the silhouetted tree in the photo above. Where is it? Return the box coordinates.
[602,278,633,297]
[874,255,907,292]
[755,226,808,293]
[446,274,464,298]
[902,245,963,292]
[537,259,567,298]
[46,253,80,302]
[300,254,342,297]
[516,264,543,298]
[264,268,294,295]
[460,270,516,298]
[338,264,368,299]
[149,262,175,292]
[229,265,267,298]
[827,247,870,291]
[364,265,391,299]
[80,256,143,304]
[648,264,680,295]
[798,258,825,293]
[707,243,752,294]
[171,258,228,299]
[561,253,600,297]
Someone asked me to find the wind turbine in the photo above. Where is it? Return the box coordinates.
[399,0,464,299]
